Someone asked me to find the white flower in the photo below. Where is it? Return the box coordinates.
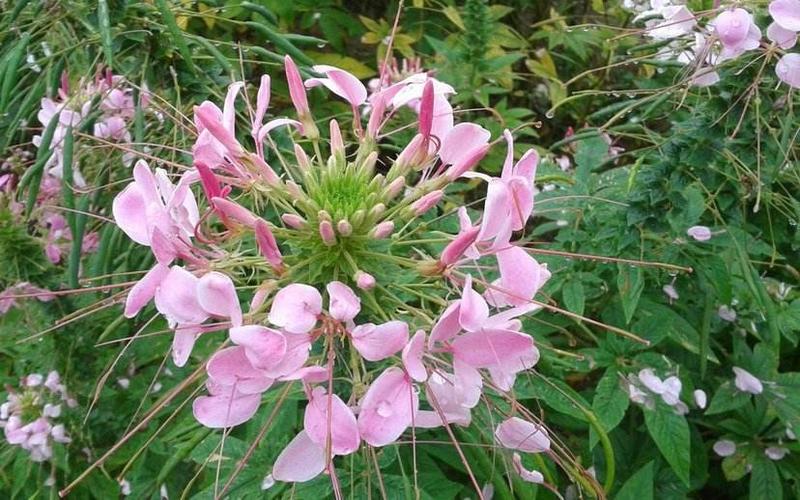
[687,225,712,241]
[733,367,764,395]
[713,439,737,457]
[718,305,737,322]
[765,446,788,461]
[693,389,707,409]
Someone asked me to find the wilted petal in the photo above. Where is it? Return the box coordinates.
[358,367,418,446]
[495,417,550,453]
[272,431,327,483]
[402,330,427,382]
[268,284,322,333]
[351,321,409,361]
[327,281,361,322]
[304,387,360,455]
[197,272,242,327]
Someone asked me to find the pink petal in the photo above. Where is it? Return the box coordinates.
[197,272,242,327]
[476,179,510,242]
[207,346,273,394]
[154,266,209,325]
[112,182,151,245]
[776,53,800,88]
[264,333,312,378]
[458,275,489,332]
[278,365,329,383]
[193,387,261,428]
[452,329,536,369]
[507,177,534,230]
[402,330,427,382]
[514,149,540,182]
[495,417,550,453]
[254,74,271,131]
[429,301,462,348]
[268,284,322,333]
[304,387,360,455]
[770,0,800,31]
[357,367,418,446]
[767,21,798,49]
[212,197,257,227]
[487,247,550,307]
[150,227,176,265]
[326,281,361,322]
[733,366,764,394]
[229,325,287,371]
[124,263,170,317]
[713,8,753,47]
[305,65,367,107]
[272,431,326,483]
[439,123,491,168]
[440,226,480,265]
[351,321,409,361]
[418,80,434,138]
[284,56,310,117]
[255,219,283,269]
[194,101,243,157]
[172,325,201,367]
[512,453,544,484]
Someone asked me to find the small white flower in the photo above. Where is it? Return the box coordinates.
[733,367,764,395]
[117,378,130,389]
[718,305,737,322]
[120,479,132,496]
[713,439,737,457]
[687,225,712,241]
[693,389,707,409]
[638,368,665,394]
[662,283,679,301]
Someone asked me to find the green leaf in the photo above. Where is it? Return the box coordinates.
[591,368,629,449]
[749,457,782,500]
[705,382,749,415]
[617,264,644,325]
[721,453,749,481]
[615,461,653,500]
[644,407,690,486]
[562,279,585,316]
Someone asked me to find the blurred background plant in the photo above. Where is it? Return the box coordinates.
[1,0,799,498]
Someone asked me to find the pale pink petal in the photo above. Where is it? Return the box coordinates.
[256,118,303,144]
[253,74,271,132]
[402,330,427,382]
[207,346,273,394]
[770,0,800,31]
[487,247,550,307]
[476,179,510,242]
[305,65,367,107]
[172,325,201,367]
[112,182,151,245]
[452,329,535,369]
[285,56,310,117]
[458,275,489,332]
[278,365,329,383]
[154,267,209,325]
[512,453,544,484]
[197,272,242,327]
[268,284,322,333]
[272,431,326,483]
[124,263,170,317]
[495,417,551,453]
[357,367,418,446]
[514,149,540,182]
[263,334,312,378]
[193,387,261,428]
[776,53,800,89]
[767,22,798,49]
[733,366,764,394]
[439,123,491,168]
[429,302,462,348]
[229,325,287,371]
[326,281,361,322]
[351,321,409,361]
[304,387,360,455]
[713,8,753,47]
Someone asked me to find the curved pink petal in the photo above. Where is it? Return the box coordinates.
[326,281,361,322]
[306,65,367,107]
[304,387,360,455]
[507,177,534,230]
[256,118,303,144]
[770,0,800,31]
[476,179,510,242]
[268,284,322,333]
[263,334,312,378]
[193,387,261,428]
[254,74,271,131]
[357,367,418,446]
[229,325,287,370]
[512,453,544,483]
[172,325,201,367]
[272,431,326,483]
[514,149,539,182]
[713,8,753,47]
[279,365,329,383]
[495,417,551,453]
[776,53,800,88]
[488,247,550,307]
[150,227,176,265]
[197,272,242,327]
[402,330,427,382]
[154,266,209,325]
[351,321,409,361]
[429,301,462,348]
[112,182,151,245]
[207,346,273,394]
[458,275,489,332]
[124,263,169,318]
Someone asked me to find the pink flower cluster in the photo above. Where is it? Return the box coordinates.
[0,371,75,462]
[112,56,555,486]
[631,1,800,88]
[0,282,55,315]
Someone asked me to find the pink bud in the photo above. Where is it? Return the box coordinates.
[384,177,405,200]
[294,144,310,171]
[284,56,310,118]
[329,119,344,158]
[370,220,395,239]
[355,271,376,290]
[281,213,307,229]
[440,226,480,266]
[255,219,283,270]
[410,190,444,216]
[319,220,336,246]
[195,161,221,201]
[445,143,490,179]
[285,180,304,199]
[337,219,353,236]
[212,197,257,227]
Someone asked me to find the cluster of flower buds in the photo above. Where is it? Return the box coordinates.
[0,371,75,462]
[113,55,557,487]
[34,67,150,186]
[627,1,800,88]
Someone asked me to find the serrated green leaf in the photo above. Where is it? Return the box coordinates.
[644,407,690,486]
[562,279,585,316]
[749,457,782,500]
